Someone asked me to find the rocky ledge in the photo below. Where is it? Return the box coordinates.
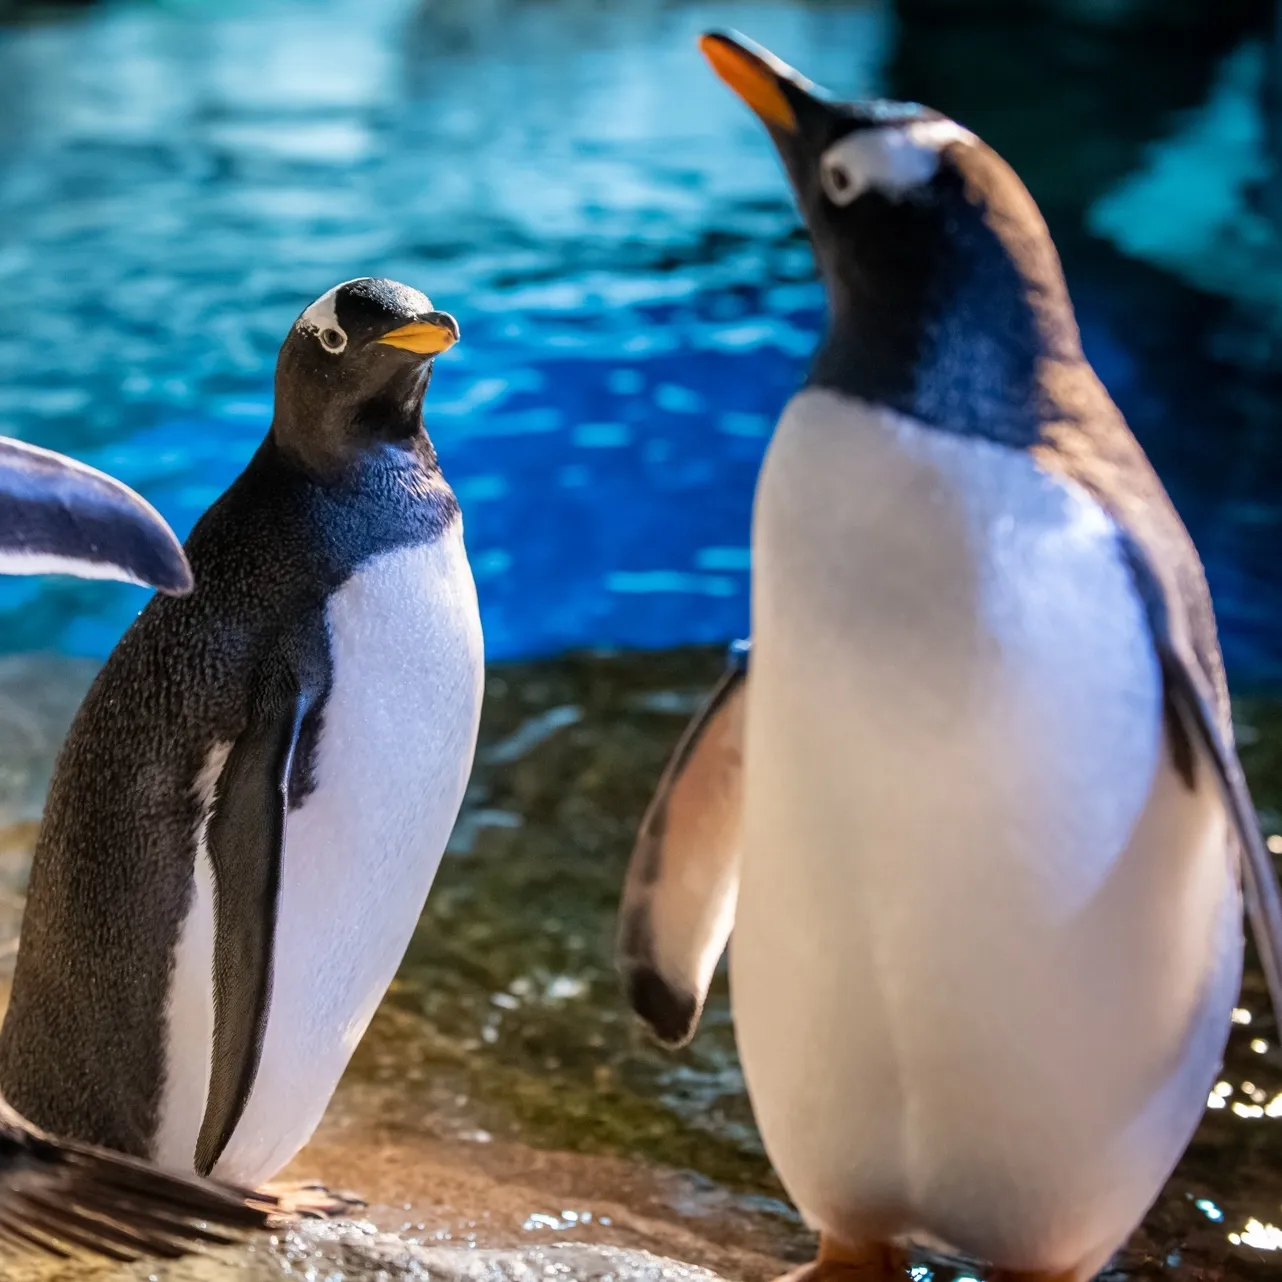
[0,650,1279,1281]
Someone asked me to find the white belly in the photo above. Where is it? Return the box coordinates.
[734,389,1240,1274]
[156,524,484,1184]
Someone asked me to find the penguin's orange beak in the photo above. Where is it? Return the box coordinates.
[378,311,460,357]
[698,32,801,135]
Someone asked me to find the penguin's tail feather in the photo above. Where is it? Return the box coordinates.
[0,1103,283,1262]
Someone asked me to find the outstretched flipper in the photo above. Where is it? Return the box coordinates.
[618,641,748,1047]
[0,1099,280,1261]
[0,437,191,595]
[195,649,323,1176]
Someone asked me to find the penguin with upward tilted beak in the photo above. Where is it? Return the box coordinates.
[0,278,484,1202]
[619,33,1282,1282]
[0,440,284,1260]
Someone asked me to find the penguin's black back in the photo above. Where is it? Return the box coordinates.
[0,433,456,1156]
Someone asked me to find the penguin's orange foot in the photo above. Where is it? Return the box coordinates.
[775,1237,907,1282]
[254,1179,367,1220]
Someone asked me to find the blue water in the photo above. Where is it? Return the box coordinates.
[0,0,1278,684]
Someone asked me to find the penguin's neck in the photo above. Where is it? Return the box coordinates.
[811,295,1061,451]
[807,214,1089,450]
[348,363,434,447]
[273,365,436,479]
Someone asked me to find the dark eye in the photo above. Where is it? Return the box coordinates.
[320,328,345,352]
[819,148,864,206]
[826,164,852,196]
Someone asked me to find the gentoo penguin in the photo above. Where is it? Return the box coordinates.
[0,278,484,1197]
[619,33,1282,1282]
[0,438,283,1259]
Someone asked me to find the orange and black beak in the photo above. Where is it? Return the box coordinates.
[698,29,847,201]
[698,31,838,141]
[699,31,803,135]
[378,310,461,358]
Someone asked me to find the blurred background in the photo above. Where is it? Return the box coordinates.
[0,0,1278,683]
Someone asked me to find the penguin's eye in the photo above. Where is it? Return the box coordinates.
[319,327,347,354]
[820,156,858,207]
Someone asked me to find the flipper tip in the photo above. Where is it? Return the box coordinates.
[624,964,699,1049]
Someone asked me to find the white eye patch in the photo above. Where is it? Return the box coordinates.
[297,280,357,354]
[819,120,974,206]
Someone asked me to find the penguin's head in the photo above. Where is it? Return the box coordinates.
[700,32,1082,433]
[703,33,969,209]
[273,277,460,472]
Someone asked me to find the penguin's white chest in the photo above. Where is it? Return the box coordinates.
[158,525,483,1185]
[735,389,1240,1273]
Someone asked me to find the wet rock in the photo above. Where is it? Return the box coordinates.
[0,654,95,825]
[0,655,96,970]
[0,652,1279,1282]
[0,650,796,1282]
[6,1227,732,1282]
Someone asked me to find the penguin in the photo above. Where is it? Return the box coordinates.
[618,33,1282,1282]
[0,438,284,1260]
[0,278,485,1201]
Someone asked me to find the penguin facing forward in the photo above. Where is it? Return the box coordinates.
[0,440,287,1259]
[619,34,1282,1282]
[0,279,484,1197]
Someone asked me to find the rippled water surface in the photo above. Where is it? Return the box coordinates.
[0,0,888,661]
[0,0,1279,679]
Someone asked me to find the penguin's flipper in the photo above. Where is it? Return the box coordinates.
[0,437,192,595]
[195,662,318,1177]
[617,641,749,1047]
[1122,537,1282,1025]
[0,1101,279,1260]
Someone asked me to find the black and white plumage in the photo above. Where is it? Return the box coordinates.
[619,32,1282,1282]
[0,439,281,1260]
[0,279,484,1193]
[0,437,190,595]
[618,640,746,1048]
[0,1099,279,1262]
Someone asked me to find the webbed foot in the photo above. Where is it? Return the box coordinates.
[775,1237,907,1282]
[252,1179,366,1219]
